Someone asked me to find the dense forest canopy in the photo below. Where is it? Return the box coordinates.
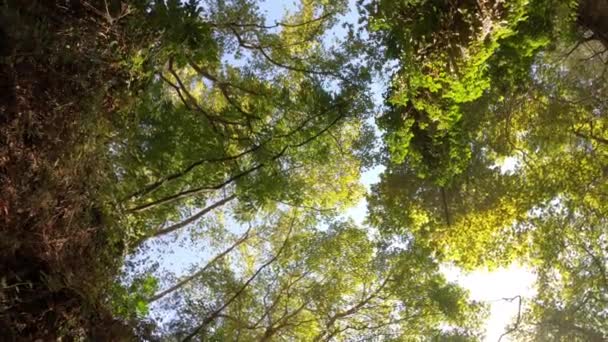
[1,0,608,340]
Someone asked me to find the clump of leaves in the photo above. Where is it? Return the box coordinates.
[109,275,159,319]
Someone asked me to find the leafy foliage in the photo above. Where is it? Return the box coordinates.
[6,0,608,340]
[159,214,486,340]
[364,0,574,185]
[366,0,608,338]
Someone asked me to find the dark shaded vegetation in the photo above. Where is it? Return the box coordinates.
[0,1,143,339]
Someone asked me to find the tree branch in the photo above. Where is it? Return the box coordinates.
[147,225,251,303]
[213,11,335,30]
[139,194,236,241]
[127,105,345,211]
[497,295,522,342]
[313,275,392,342]
[124,99,346,203]
[181,214,297,341]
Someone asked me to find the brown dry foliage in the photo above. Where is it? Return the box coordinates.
[0,1,146,340]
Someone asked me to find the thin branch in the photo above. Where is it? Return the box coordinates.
[227,27,347,82]
[253,271,312,330]
[181,214,297,341]
[313,275,392,342]
[187,60,262,122]
[140,194,236,240]
[260,300,310,341]
[579,243,608,290]
[188,58,262,97]
[561,36,595,61]
[159,73,192,111]
[214,11,335,30]
[167,61,246,127]
[497,295,522,342]
[573,129,608,146]
[581,47,608,62]
[127,151,281,213]
[127,108,345,211]
[440,187,451,226]
[123,143,263,202]
[148,225,251,303]
[124,100,346,203]
[272,198,336,213]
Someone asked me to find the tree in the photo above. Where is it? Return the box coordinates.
[103,1,381,337]
[365,0,608,265]
[154,213,486,341]
[10,0,608,339]
[510,206,608,341]
[365,0,608,337]
[108,0,371,247]
[362,0,568,185]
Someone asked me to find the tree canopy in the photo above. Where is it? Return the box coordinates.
[2,0,608,340]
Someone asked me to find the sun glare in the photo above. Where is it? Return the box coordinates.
[443,265,536,341]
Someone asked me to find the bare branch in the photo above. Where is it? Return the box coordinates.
[148,225,251,303]
[213,11,335,30]
[139,194,236,240]
[497,295,522,342]
[181,214,298,341]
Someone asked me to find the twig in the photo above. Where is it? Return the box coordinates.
[498,295,522,342]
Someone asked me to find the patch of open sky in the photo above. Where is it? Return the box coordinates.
[442,264,536,341]
[127,203,250,277]
[494,155,521,175]
[344,164,383,226]
[126,206,255,328]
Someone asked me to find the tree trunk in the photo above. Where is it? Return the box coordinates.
[579,0,608,47]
